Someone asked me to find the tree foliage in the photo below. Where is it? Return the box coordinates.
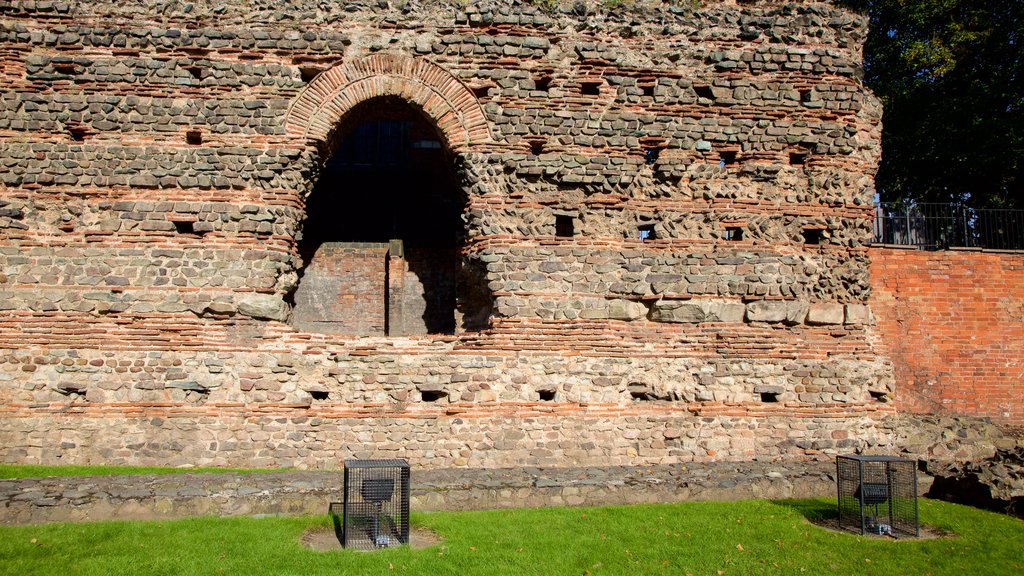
[844,0,1023,208]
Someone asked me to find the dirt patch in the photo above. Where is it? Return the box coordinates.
[301,525,442,551]
[804,516,955,540]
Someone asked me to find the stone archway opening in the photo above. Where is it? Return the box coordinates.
[291,97,464,336]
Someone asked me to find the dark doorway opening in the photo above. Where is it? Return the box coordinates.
[293,97,464,336]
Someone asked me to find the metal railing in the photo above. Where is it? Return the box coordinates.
[873,203,1024,250]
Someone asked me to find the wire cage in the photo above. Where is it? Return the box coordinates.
[836,455,919,538]
[342,459,410,550]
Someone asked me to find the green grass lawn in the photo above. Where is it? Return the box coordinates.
[1,499,1022,576]
[0,464,292,479]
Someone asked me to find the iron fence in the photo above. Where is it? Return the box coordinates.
[873,203,1024,250]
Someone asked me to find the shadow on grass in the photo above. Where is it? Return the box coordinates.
[770,498,838,523]
[770,498,960,540]
[328,502,344,545]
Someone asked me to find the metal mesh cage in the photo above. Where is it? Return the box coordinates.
[342,459,410,550]
[836,455,919,538]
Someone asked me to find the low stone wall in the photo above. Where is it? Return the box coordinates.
[5,413,1011,526]
[1,461,846,526]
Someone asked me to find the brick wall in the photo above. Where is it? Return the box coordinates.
[291,243,389,335]
[870,248,1024,427]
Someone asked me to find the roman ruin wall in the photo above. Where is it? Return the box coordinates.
[1,0,996,471]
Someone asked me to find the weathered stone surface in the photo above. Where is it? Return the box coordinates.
[650,301,706,323]
[784,301,809,325]
[705,301,747,323]
[746,301,788,323]
[236,295,288,322]
[806,303,845,325]
[844,304,872,325]
[651,300,745,323]
[928,446,1024,505]
[204,302,236,316]
[607,299,646,321]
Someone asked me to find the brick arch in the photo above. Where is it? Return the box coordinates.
[285,53,491,151]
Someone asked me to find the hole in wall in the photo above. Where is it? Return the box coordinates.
[869,390,889,403]
[53,62,76,74]
[638,223,656,241]
[802,228,824,245]
[580,81,602,96]
[789,151,807,165]
[719,150,738,167]
[421,390,448,402]
[538,390,556,401]
[55,382,87,396]
[644,147,660,165]
[534,75,552,92]
[186,66,202,80]
[172,220,195,235]
[693,85,714,100]
[724,226,744,241]
[300,66,322,83]
[640,83,655,97]
[309,390,330,401]
[630,388,654,401]
[186,130,203,145]
[799,89,812,102]
[760,391,780,403]
[555,215,575,238]
[184,389,209,406]
[528,139,545,156]
[628,383,673,401]
[471,85,490,99]
[67,125,87,142]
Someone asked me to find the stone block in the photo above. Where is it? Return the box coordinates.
[745,301,787,323]
[204,301,236,315]
[236,294,288,321]
[784,301,809,325]
[651,300,743,323]
[607,299,646,321]
[806,303,845,325]
[704,301,746,323]
[417,381,446,393]
[649,300,704,323]
[165,380,208,392]
[844,304,872,325]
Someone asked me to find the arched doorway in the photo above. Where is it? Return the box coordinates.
[290,97,463,336]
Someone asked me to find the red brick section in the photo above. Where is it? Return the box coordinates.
[285,53,492,151]
[870,248,1024,427]
[290,243,389,335]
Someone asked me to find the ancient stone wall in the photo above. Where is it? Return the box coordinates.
[870,248,1024,428]
[0,0,900,469]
